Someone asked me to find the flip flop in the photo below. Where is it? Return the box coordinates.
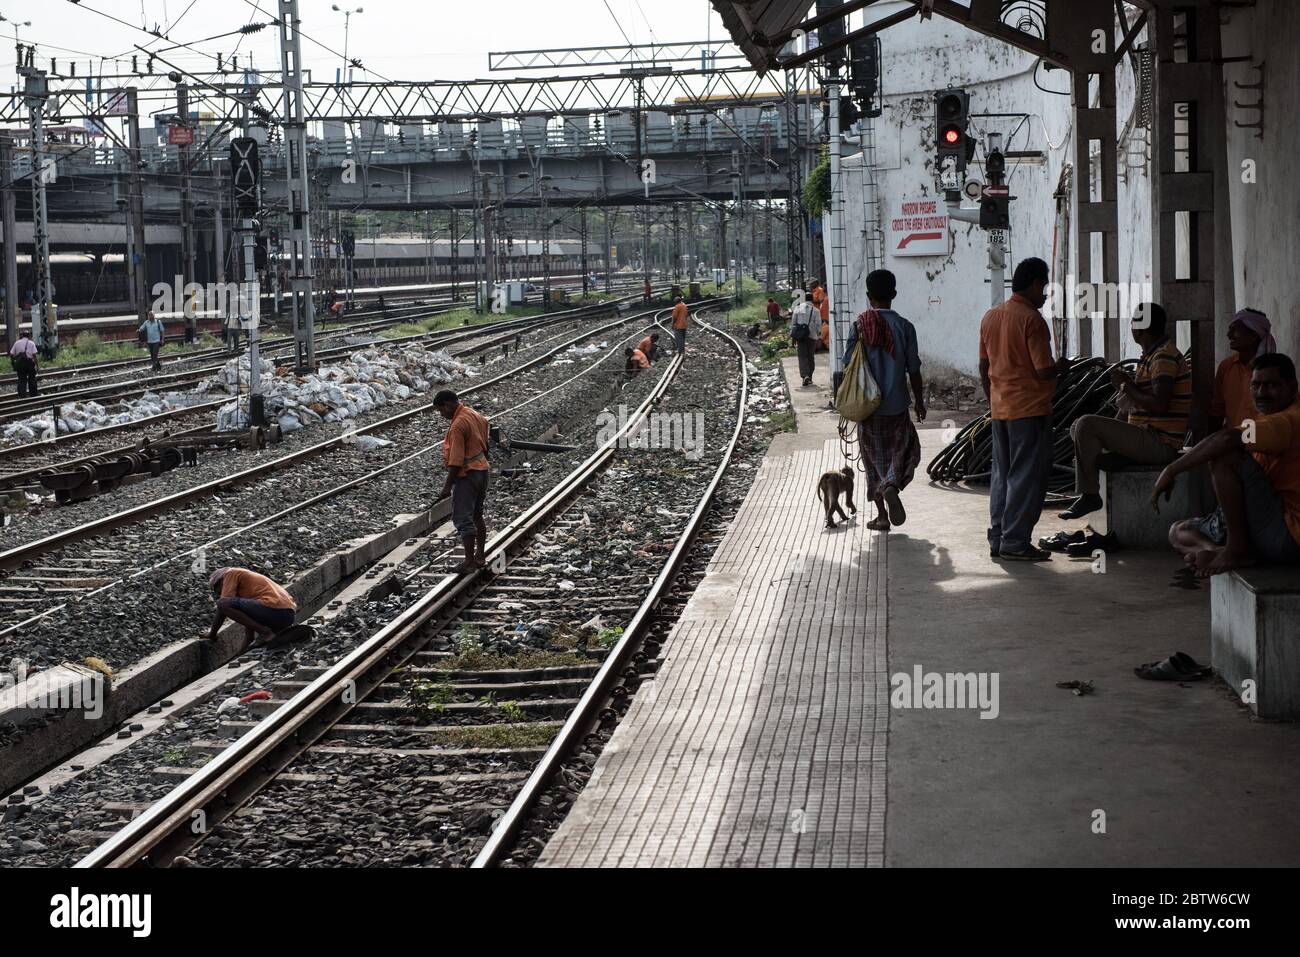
[1172,652,1213,677]
[1134,654,1208,681]
[882,487,907,526]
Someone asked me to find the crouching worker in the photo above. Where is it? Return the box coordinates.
[636,332,661,363]
[625,345,650,375]
[434,389,491,574]
[206,567,297,647]
[1159,353,1300,576]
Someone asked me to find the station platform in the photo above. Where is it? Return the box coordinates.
[539,354,1300,868]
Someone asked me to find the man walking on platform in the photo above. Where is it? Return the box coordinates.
[790,294,820,387]
[978,257,1069,561]
[843,270,924,530]
[8,329,38,398]
[434,389,492,574]
[139,310,166,371]
[671,296,689,356]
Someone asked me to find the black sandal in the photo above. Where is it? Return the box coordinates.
[1134,653,1211,681]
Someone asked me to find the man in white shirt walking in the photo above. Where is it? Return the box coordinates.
[8,329,38,397]
[139,311,166,370]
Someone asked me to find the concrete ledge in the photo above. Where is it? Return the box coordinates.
[1211,567,1300,720]
[1101,466,1197,548]
[0,504,449,797]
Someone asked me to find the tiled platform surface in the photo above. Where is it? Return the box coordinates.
[537,358,887,867]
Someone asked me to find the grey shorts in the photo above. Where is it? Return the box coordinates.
[451,469,490,537]
[1190,454,1300,563]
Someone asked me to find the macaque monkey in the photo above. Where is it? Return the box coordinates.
[816,465,857,528]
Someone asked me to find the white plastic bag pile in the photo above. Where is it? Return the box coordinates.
[201,346,473,433]
[0,392,204,447]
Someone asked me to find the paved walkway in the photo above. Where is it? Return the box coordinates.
[540,356,886,866]
[540,353,1300,868]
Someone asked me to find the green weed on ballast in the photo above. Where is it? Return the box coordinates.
[595,626,624,649]
[47,331,222,369]
[160,747,188,765]
[767,410,797,434]
[429,723,557,749]
[760,334,794,362]
[409,675,457,718]
[435,648,592,672]
[380,305,542,339]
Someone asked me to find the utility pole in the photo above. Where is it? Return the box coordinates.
[472,153,484,313]
[0,134,17,344]
[603,206,613,294]
[450,206,460,300]
[126,89,149,332]
[176,81,197,341]
[579,207,589,296]
[278,0,316,372]
[19,63,55,356]
[731,148,742,303]
[671,203,681,283]
[763,123,775,293]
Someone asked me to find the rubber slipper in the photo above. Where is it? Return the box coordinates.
[1135,656,1204,681]
[882,487,907,527]
[1172,651,1212,677]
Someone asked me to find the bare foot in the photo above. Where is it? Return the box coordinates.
[1193,545,1253,578]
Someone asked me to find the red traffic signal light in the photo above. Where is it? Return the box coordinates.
[942,125,961,146]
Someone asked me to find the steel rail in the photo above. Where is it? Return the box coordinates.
[471,310,748,866]
[75,308,699,868]
[0,291,652,481]
[0,300,687,572]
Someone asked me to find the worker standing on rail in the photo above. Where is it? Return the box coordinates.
[434,389,492,574]
[636,332,661,363]
[139,310,165,372]
[8,329,38,398]
[206,567,297,648]
[671,296,690,357]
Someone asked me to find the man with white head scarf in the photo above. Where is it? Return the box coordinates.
[1210,308,1276,430]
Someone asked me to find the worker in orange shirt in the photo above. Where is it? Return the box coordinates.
[434,389,492,573]
[636,331,661,363]
[206,567,297,647]
[625,346,650,375]
[671,296,689,356]
[810,282,830,352]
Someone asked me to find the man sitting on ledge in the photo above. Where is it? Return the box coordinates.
[1058,303,1190,520]
[1159,353,1300,577]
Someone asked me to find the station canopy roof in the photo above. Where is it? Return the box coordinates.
[710,1,814,75]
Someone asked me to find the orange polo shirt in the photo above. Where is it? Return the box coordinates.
[221,569,296,610]
[443,404,490,474]
[1247,396,1300,546]
[978,293,1056,420]
[629,348,650,369]
[1210,354,1257,428]
[671,302,689,329]
[636,335,654,355]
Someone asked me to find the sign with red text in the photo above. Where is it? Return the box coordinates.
[168,125,195,146]
[888,197,950,257]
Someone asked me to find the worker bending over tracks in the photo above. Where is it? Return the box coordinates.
[434,389,492,574]
[207,567,298,648]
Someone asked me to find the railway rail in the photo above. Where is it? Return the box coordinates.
[69,306,745,868]
[0,287,662,490]
[0,299,719,635]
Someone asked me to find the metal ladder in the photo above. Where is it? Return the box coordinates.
[857,113,885,277]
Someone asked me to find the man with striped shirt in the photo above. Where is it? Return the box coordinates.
[1059,303,1191,520]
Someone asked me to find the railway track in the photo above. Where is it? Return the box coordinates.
[58,307,745,868]
[0,300,720,638]
[0,278,649,424]
[0,288,660,489]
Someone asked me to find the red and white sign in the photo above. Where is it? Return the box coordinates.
[888,197,950,258]
[168,125,195,146]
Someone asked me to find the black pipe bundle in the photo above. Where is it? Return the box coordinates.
[927,356,1142,493]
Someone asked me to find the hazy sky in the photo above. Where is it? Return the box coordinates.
[1,1,735,84]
